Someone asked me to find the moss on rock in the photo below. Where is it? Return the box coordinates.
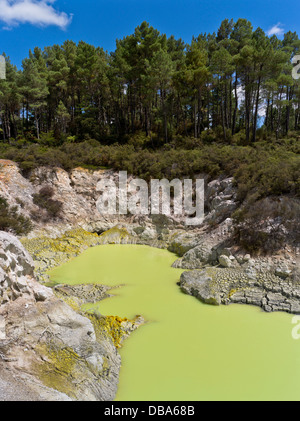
[34,343,85,399]
[21,228,102,284]
[86,312,143,349]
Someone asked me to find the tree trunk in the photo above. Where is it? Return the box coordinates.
[245,74,252,144]
[252,74,261,143]
[232,70,238,135]
[197,88,202,137]
[194,97,197,138]
[221,93,227,142]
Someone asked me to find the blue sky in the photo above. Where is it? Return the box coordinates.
[1,0,300,69]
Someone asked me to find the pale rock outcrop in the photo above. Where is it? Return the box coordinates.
[172,243,212,269]
[0,161,35,213]
[180,270,221,306]
[0,231,125,401]
[172,218,236,269]
[205,177,238,224]
[218,255,233,268]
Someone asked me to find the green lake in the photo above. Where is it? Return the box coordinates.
[49,244,300,401]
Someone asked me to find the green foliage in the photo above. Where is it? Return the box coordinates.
[234,143,300,201]
[0,196,32,235]
[1,137,298,205]
[0,19,299,144]
[233,197,300,253]
[33,186,63,219]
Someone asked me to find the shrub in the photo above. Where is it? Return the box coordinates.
[0,136,299,204]
[232,130,247,145]
[0,196,32,235]
[233,197,300,254]
[39,131,58,147]
[33,186,63,219]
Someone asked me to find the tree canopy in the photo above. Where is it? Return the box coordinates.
[0,19,299,145]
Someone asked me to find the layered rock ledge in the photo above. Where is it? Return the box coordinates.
[180,267,300,314]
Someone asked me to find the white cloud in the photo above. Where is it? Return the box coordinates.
[0,0,72,29]
[267,23,284,37]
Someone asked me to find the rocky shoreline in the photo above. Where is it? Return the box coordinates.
[20,222,300,316]
[180,267,300,314]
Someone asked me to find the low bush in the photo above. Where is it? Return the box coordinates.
[0,196,32,235]
[33,186,63,219]
[233,197,300,254]
[0,136,299,205]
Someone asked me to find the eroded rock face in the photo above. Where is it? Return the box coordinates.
[167,231,200,257]
[0,231,128,401]
[0,161,240,238]
[171,218,236,269]
[172,243,212,269]
[205,177,238,224]
[0,161,125,235]
[0,161,36,214]
[0,231,50,305]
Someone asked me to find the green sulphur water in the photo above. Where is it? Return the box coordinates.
[49,244,300,401]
